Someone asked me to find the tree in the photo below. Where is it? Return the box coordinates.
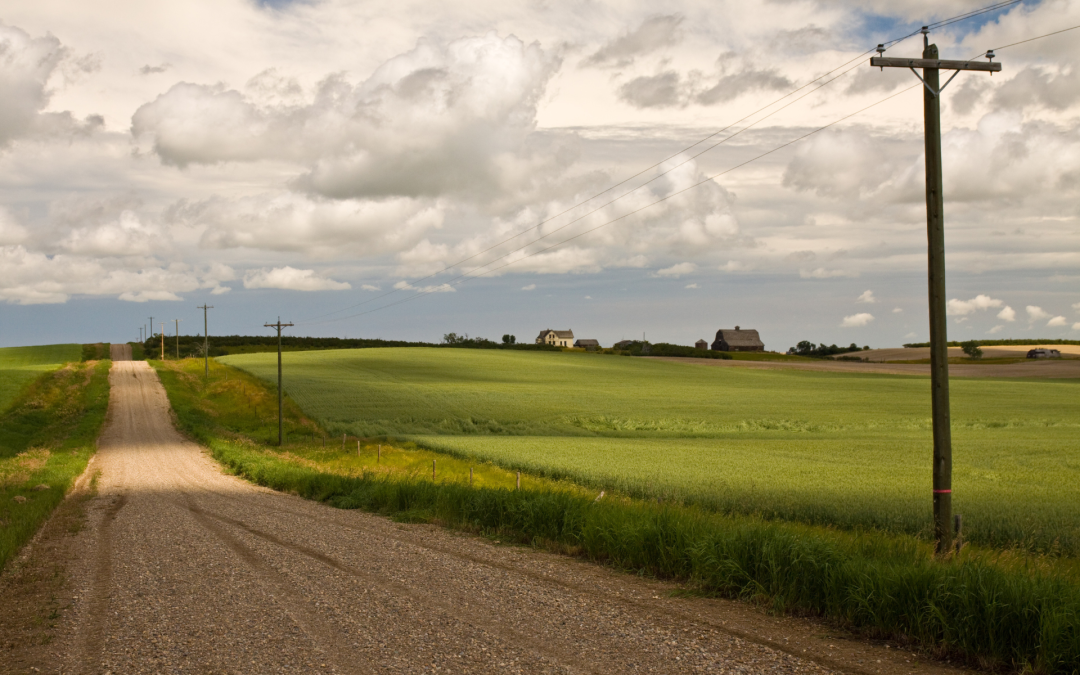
[502,334,516,344]
[960,340,983,359]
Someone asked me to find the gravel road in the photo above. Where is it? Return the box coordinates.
[45,361,966,674]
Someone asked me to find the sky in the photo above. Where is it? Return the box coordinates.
[1,0,1078,350]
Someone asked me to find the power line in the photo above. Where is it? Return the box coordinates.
[307,83,921,326]
[300,0,1032,327]
[301,2,1021,324]
[988,23,1080,52]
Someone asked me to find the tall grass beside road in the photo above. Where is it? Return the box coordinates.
[157,357,1080,674]
[0,360,111,571]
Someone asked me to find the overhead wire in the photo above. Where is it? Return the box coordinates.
[299,0,1035,327]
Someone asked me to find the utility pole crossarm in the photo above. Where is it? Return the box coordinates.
[869,57,1001,72]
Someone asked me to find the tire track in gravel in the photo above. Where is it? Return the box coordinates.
[54,360,969,675]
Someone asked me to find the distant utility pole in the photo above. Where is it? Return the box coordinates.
[198,305,213,378]
[174,319,182,359]
[871,29,1000,555]
[139,326,143,343]
[159,323,165,360]
[264,317,294,446]
[149,317,154,340]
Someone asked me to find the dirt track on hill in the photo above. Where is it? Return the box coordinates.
[648,356,1080,378]
[3,361,970,674]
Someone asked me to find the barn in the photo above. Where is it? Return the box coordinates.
[711,326,764,352]
[574,339,601,351]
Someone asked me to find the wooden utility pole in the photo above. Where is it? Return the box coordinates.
[174,319,182,359]
[871,29,1000,554]
[159,322,165,361]
[264,318,294,446]
[198,305,213,378]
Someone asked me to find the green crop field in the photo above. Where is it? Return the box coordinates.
[220,347,1080,554]
[0,344,82,413]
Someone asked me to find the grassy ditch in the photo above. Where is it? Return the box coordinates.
[155,357,1080,674]
[0,360,111,572]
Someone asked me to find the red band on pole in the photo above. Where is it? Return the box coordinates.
[933,489,952,494]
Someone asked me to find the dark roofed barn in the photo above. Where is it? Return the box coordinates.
[574,339,601,351]
[711,325,764,352]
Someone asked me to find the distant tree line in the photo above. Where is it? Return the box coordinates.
[611,341,733,359]
[787,341,869,358]
[903,339,1080,348]
[139,335,429,358]
[441,333,560,351]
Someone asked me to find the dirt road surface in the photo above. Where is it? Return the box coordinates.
[109,343,132,361]
[4,361,969,674]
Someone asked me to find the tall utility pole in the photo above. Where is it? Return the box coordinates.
[159,322,165,360]
[149,317,154,341]
[198,305,213,378]
[174,319,182,359]
[264,318,294,446]
[871,30,1000,554]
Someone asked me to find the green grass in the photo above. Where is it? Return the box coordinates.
[220,347,1080,555]
[156,356,1080,674]
[0,344,82,413]
[0,360,111,572]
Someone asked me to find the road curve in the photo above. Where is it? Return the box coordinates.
[53,361,963,674]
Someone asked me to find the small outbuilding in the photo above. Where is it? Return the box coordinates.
[711,325,765,352]
[613,339,635,350]
[537,329,574,347]
[1027,348,1062,359]
[574,339,600,351]
[695,339,708,350]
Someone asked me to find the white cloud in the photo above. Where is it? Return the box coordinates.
[718,261,751,273]
[946,294,1003,316]
[1073,302,1080,312]
[654,262,696,278]
[1026,305,1050,322]
[856,290,876,304]
[1074,322,1080,331]
[521,284,536,291]
[0,208,28,245]
[242,267,351,292]
[118,290,182,303]
[1047,316,1067,327]
[988,325,1005,334]
[361,284,380,291]
[584,295,592,299]
[133,33,563,202]
[840,313,874,328]
[892,307,903,314]
[997,306,1016,322]
[685,283,698,289]
[392,280,455,293]
[801,268,857,279]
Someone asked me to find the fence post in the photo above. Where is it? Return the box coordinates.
[378,444,381,462]
[433,459,436,481]
[341,433,345,450]
[470,467,473,486]
[516,472,521,490]
[357,440,360,456]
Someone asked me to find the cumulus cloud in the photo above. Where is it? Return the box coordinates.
[1074,322,1080,331]
[0,245,231,304]
[168,192,444,257]
[997,306,1016,322]
[0,207,28,245]
[132,33,564,202]
[841,313,874,327]
[1073,302,1080,312]
[946,294,1003,316]
[521,284,536,291]
[583,15,683,68]
[892,307,903,313]
[856,290,876,304]
[242,266,351,291]
[718,260,751,272]
[654,262,696,277]
[1026,305,1050,322]
[1047,316,1067,327]
[988,325,1004,334]
[616,54,792,109]
[392,280,455,293]
[800,268,857,279]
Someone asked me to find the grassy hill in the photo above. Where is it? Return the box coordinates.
[220,347,1080,555]
[0,344,82,413]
